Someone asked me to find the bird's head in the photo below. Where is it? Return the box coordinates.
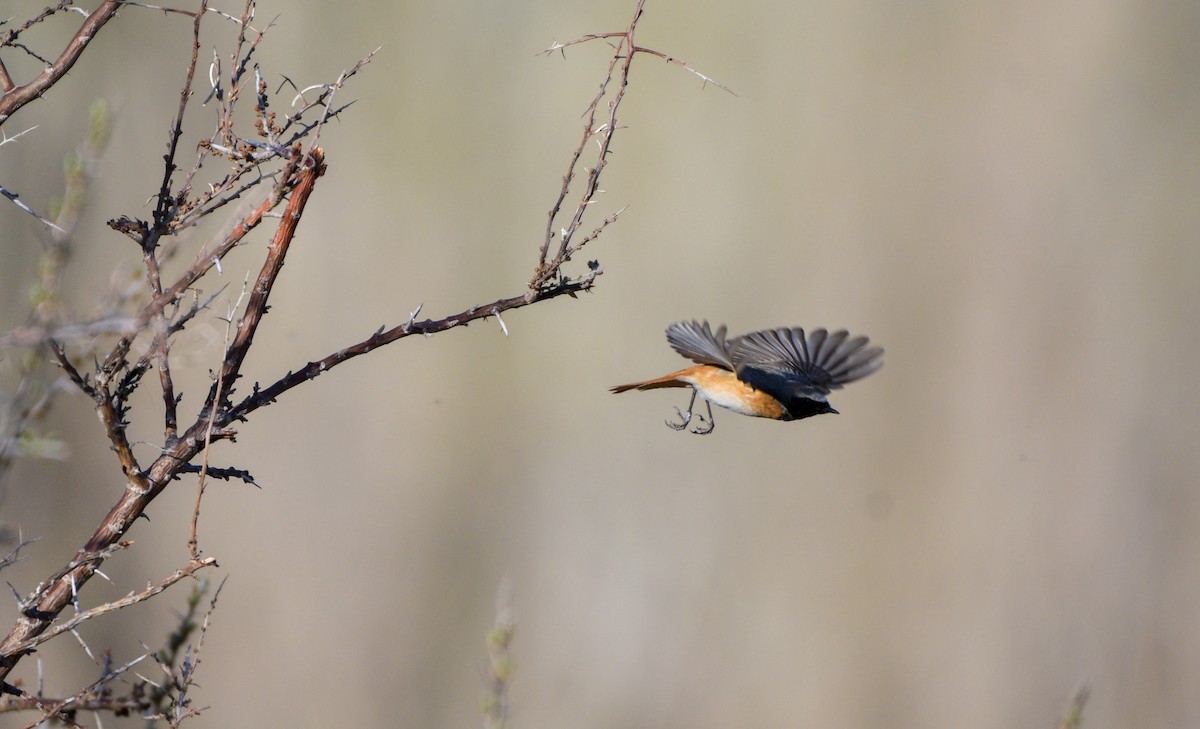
[783,396,838,421]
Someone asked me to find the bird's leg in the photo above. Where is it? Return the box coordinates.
[691,399,716,435]
[666,389,698,431]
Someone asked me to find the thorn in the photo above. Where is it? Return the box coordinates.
[495,311,509,337]
[208,49,220,90]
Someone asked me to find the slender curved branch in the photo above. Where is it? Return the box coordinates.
[227,266,602,424]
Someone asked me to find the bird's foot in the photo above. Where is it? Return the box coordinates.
[666,407,692,431]
[690,414,715,435]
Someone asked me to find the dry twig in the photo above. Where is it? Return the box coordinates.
[0,2,121,124]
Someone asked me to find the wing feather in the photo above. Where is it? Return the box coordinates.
[665,320,736,370]
[732,326,884,396]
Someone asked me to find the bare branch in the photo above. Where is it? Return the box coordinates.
[0,2,723,709]
[631,45,735,95]
[0,185,65,233]
[0,2,122,124]
[17,651,151,727]
[112,1,261,30]
[226,267,602,423]
[537,33,627,57]
[144,576,225,725]
[280,47,380,146]
[0,150,327,688]
[534,1,644,290]
[0,538,38,574]
[208,148,325,412]
[190,282,250,560]
[0,689,148,721]
[178,464,257,486]
[149,0,208,251]
[3,559,216,661]
[533,0,731,290]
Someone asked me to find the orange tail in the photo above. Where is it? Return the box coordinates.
[610,372,691,394]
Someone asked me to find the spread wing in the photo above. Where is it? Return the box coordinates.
[665,320,736,370]
[731,326,884,400]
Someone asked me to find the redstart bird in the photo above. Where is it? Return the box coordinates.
[611,320,883,434]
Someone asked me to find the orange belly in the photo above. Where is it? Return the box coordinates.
[675,366,786,419]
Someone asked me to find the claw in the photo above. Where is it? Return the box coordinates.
[665,389,699,432]
[666,406,692,430]
[690,400,716,434]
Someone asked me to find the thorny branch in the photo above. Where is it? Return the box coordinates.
[14,650,152,727]
[0,0,356,697]
[143,577,225,726]
[189,271,250,561]
[0,0,726,719]
[223,0,731,421]
[0,2,121,124]
[0,181,64,232]
[0,578,223,724]
[2,558,215,665]
[533,0,730,290]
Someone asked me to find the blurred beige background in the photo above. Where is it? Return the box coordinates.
[2,0,1199,727]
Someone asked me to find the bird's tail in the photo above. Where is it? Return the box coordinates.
[610,375,690,393]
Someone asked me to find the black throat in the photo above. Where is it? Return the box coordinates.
[783,397,835,421]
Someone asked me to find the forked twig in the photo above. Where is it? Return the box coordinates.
[532,0,732,291]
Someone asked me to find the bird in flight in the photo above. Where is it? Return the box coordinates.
[611,320,883,434]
